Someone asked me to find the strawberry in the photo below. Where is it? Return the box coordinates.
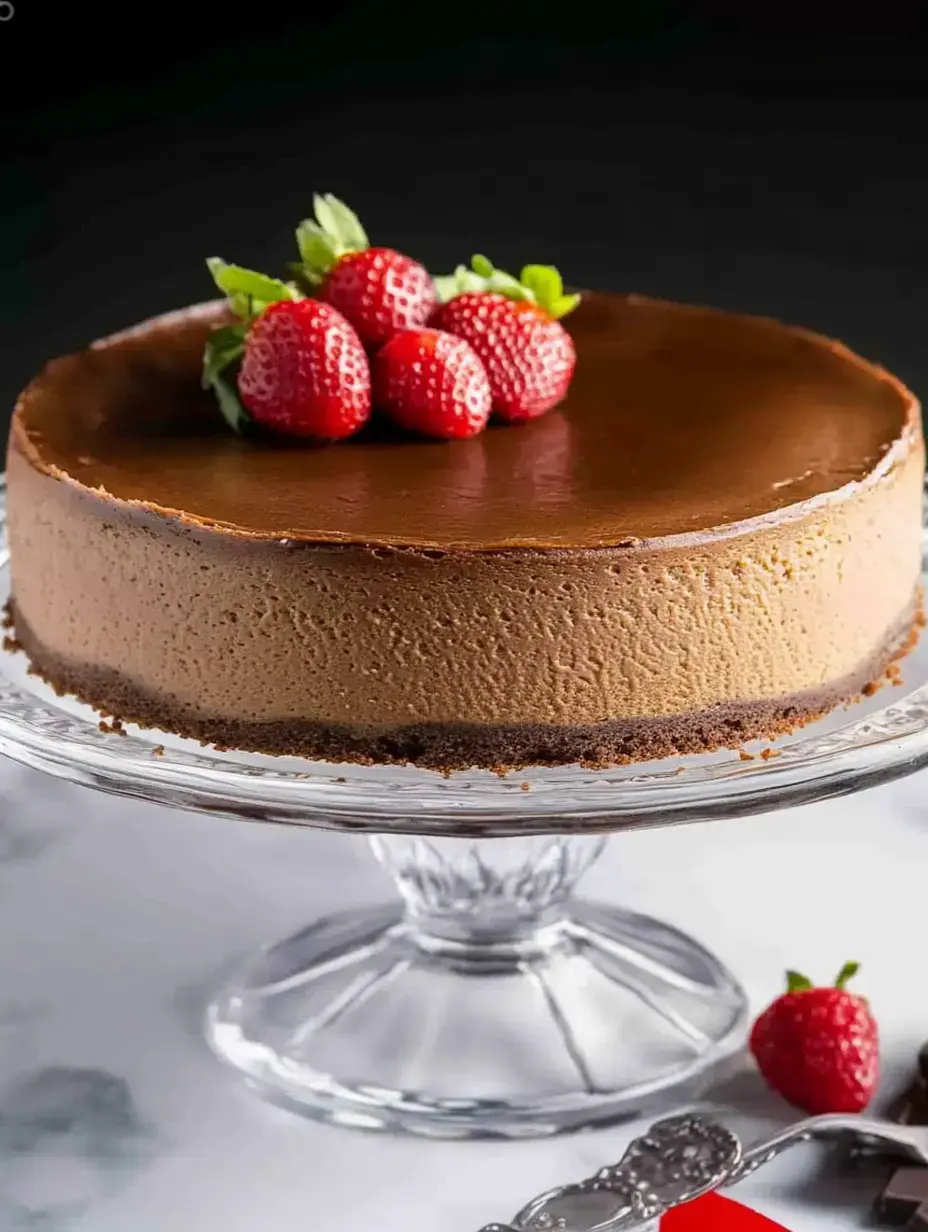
[292,194,436,349]
[749,962,879,1115]
[373,328,492,440]
[202,257,371,440]
[431,254,579,421]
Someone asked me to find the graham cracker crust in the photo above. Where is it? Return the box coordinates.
[5,597,923,773]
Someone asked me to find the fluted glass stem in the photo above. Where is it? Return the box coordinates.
[368,833,606,954]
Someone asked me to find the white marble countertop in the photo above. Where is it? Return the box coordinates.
[1,757,925,1230]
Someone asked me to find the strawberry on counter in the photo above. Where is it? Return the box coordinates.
[749,962,879,1115]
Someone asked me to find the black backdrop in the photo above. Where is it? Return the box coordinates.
[5,5,928,431]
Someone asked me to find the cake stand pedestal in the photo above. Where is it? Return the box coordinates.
[2,487,928,1138]
[206,830,747,1137]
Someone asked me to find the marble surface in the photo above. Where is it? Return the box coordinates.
[0,757,925,1231]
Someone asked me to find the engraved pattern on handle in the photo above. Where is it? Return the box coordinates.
[482,1114,742,1232]
[581,1114,741,1220]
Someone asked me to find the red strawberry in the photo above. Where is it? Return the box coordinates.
[293,194,436,349]
[373,328,492,440]
[749,962,879,1115]
[431,254,579,421]
[203,257,371,440]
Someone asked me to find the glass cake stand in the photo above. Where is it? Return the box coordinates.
[1,484,928,1141]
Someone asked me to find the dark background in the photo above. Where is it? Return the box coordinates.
[4,4,928,429]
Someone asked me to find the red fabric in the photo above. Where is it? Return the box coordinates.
[662,1193,790,1229]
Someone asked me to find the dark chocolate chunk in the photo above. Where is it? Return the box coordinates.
[875,1059,928,1226]
[875,1166,928,1227]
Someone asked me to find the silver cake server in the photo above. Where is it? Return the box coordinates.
[478,1113,742,1231]
[476,1110,928,1231]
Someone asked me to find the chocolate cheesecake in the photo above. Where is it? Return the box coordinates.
[6,293,924,770]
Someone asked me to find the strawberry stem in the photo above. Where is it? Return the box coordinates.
[783,963,860,994]
[433,254,581,319]
[834,961,860,990]
[294,193,369,285]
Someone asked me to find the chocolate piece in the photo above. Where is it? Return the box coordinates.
[875,1062,928,1227]
[876,1167,928,1228]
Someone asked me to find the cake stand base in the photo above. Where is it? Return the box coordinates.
[205,834,749,1138]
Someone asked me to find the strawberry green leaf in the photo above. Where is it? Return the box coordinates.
[471,253,495,280]
[433,254,531,303]
[201,322,247,388]
[206,258,299,322]
[785,970,813,993]
[210,370,251,434]
[834,961,860,990]
[521,263,562,304]
[295,194,369,284]
[520,264,581,319]
[432,263,485,302]
[202,322,250,434]
[471,255,532,300]
[433,254,580,318]
[295,224,340,283]
[202,258,299,433]
[312,193,368,253]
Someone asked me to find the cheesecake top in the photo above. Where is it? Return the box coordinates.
[11,292,919,550]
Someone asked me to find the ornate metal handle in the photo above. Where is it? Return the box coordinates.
[477,1113,742,1231]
